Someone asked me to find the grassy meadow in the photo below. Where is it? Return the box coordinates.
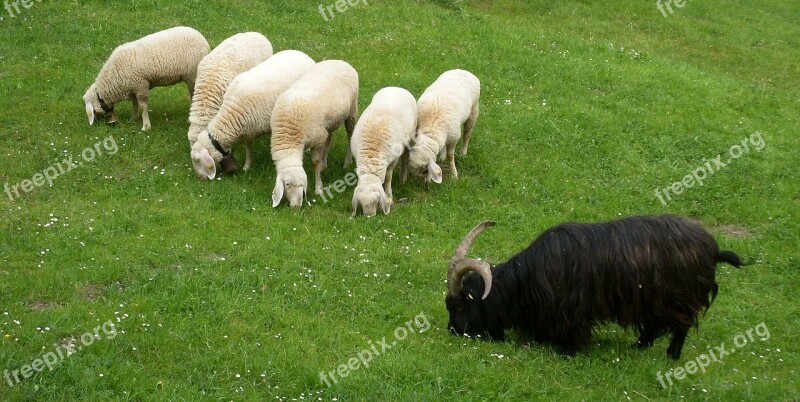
[1,0,798,400]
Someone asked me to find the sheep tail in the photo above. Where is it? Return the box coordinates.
[717,250,746,268]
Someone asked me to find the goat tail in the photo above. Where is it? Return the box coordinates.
[718,250,746,268]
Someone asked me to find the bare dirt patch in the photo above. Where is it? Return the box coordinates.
[29,301,56,312]
[710,224,752,238]
[207,253,228,262]
[80,284,104,301]
[689,218,752,239]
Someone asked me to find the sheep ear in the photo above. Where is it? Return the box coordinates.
[85,102,95,125]
[428,160,443,184]
[379,191,391,215]
[351,191,359,217]
[199,148,216,180]
[272,175,284,208]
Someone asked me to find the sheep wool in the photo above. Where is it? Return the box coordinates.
[191,50,316,180]
[83,26,210,131]
[409,69,480,183]
[270,60,359,209]
[350,87,417,217]
[187,32,273,149]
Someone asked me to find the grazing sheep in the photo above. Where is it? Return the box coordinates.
[409,69,480,183]
[350,87,417,217]
[191,50,316,180]
[187,32,273,150]
[445,215,745,360]
[270,60,359,208]
[83,26,210,131]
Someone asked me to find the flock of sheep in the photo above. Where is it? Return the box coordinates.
[82,26,480,216]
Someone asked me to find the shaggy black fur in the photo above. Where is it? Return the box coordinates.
[445,215,744,359]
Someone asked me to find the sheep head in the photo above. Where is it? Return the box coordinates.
[446,221,502,339]
[190,132,221,180]
[272,167,307,208]
[408,135,443,184]
[352,176,390,217]
[190,131,239,180]
[83,84,118,125]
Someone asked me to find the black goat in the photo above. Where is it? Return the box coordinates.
[445,215,744,359]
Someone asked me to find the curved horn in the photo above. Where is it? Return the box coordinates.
[448,221,496,299]
[451,220,495,264]
[447,258,493,300]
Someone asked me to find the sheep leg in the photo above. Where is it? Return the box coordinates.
[322,131,334,168]
[311,145,327,196]
[446,141,458,179]
[461,103,479,156]
[384,159,399,202]
[137,91,151,131]
[243,141,253,171]
[343,109,356,168]
[400,148,410,183]
[129,95,140,122]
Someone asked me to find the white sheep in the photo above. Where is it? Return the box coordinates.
[187,32,273,151]
[83,26,210,131]
[408,69,480,183]
[191,50,316,180]
[350,87,417,217]
[270,60,359,208]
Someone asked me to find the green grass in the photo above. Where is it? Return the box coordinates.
[1,0,798,400]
